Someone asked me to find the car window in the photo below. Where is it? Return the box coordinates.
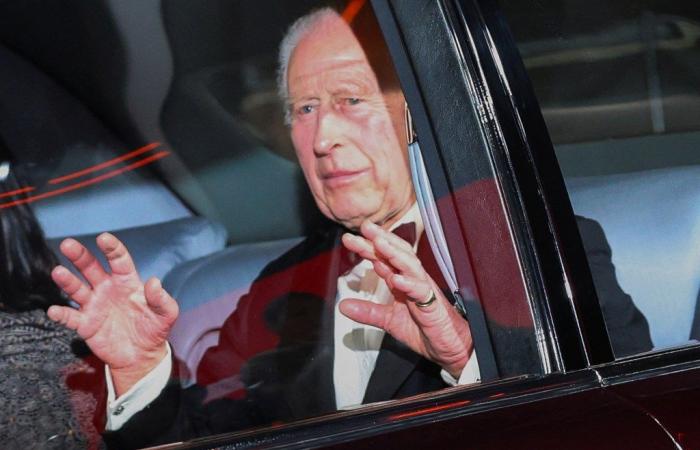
[0,1,549,447]
[500,0,700,356]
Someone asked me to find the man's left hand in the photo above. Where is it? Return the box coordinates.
[340,220,473,378]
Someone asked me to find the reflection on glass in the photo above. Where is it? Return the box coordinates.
[0,161,103,448]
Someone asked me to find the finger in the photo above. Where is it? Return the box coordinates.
[374,236,424,276]
[51,266,92,305]
[59,238,108,287]
[338,298,391,330]
[372,260,397,286]
[393,276,454,328]
[144,277,179,326]
[47,305,85,331]
[96,233,140,281]
[360,220,414,254]
[342,233,379,261]
[392,274,435,307]
[344,234,397,287]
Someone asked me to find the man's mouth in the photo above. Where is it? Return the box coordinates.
[321,169,369,187]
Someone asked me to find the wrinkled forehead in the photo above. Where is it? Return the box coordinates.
[288,59,378,98]
[287,15,369,88]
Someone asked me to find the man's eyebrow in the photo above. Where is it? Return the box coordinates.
[287,94,319,106]
[330,77,374,95]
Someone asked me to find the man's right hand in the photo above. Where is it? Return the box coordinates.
[47,233,178,396]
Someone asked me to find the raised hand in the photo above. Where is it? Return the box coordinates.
[339,220,472,378]
[47,233,178,395]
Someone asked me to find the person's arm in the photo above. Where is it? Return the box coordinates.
[47,233,273,448]
[44,234,187,447]
[101,346,191,449]
[440,349,481,386]
[576,216,653,356]
[47,233,178,395]
[105,344,173,430]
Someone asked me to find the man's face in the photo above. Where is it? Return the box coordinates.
[287,14,414,230]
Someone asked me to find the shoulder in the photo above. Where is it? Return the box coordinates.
[574,215,611,256]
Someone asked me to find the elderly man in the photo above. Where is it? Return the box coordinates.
[47,6,478,447]
[47,5,651,448]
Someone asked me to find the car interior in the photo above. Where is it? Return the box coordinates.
[0,0,698,386]
[504,0,700,350]
[0,0,328,377]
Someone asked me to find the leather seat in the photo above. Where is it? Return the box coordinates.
[164,237,302,382]
[566,164,700,349]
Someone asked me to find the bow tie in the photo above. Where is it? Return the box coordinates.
[339,222,417,276]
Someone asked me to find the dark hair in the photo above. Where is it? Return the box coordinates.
[0,163,68,312]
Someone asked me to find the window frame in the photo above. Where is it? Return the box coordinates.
[445,0,615,369]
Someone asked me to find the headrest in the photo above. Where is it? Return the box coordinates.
[48,216,228,282]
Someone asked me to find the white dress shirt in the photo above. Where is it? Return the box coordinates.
[105,204,480,428]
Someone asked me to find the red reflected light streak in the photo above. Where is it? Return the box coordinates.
[48,142,161,185]
[0,151,170,209]
[0,186,35,199]
[388,399,472,421]
[342,0,366,23]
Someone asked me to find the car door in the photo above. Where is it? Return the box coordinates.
[2,0,696,448]
[173,0,699,448]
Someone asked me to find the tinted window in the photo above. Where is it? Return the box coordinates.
[501,0,700,354]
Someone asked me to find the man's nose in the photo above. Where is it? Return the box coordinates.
[313,106,343,156]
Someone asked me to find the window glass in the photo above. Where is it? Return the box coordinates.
[501,0,700,355]
[0,1,541,447]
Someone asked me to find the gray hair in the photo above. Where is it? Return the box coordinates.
[277,7,340,125]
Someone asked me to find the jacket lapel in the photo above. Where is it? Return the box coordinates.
[362,333,422,403]
[280,226,344,419]
[363,234,448,403]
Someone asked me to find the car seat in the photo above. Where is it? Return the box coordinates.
[560,134,700,349]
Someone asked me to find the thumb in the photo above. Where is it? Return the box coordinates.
[339,298,389,330]
[144,277,179,326]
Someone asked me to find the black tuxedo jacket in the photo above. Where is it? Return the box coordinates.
[105,220,447,448]
[104,216,651,448]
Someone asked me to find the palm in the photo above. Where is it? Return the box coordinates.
[378,284,470,370]
[48,233,178,375]
[77,279,172,370]
[339,221,473,377]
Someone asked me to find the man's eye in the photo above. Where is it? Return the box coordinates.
[297,105,315,115]
[346,97,362,106]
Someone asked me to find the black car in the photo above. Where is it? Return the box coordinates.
[0,0,699,448]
